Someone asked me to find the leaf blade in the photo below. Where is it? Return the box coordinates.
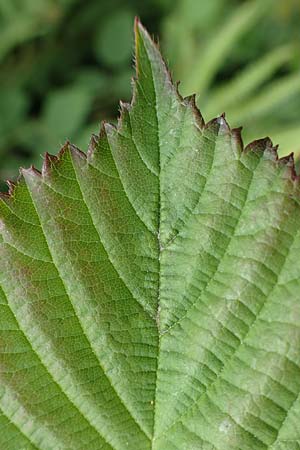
[0,20,300,450]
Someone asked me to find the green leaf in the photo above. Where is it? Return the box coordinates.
[1,20,300,450]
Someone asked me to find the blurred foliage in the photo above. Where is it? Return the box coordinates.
[1,0,300,191]
[163,0,300,158]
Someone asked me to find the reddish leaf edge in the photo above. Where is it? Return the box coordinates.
[1,17,299,202]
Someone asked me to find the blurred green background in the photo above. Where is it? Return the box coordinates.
[1,0,300,191]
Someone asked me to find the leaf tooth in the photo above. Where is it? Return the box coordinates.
[231,126,244,153]
[42,151,54,175]
[5,180,16,196]
[21,165,41,179]
[244,137,274,155]
[279,151,294,165]
[204,114,230,135]
[119,100,131,112]
[67,144,89,177]
[175,79,181,95]
[0,180,16,202]
[117,101,132,133]
[279,151,299,181]
[183,93,205,130]
[86,124,114,170]
[243,138,299,183]
[87,132,100,160]
[103,121,117,141]
[40,142,69,178]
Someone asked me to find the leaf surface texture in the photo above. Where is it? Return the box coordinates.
[0,21,299,450]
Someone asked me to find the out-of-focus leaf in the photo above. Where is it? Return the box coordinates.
[94,9,134,67]
[204,44,296,118]
[163,0,300,157]
[0,0,64,61]
[42,84,93,147]
[228,71,300,123]
[181,0,274,96]
[74,121,99,150]
[0,88,28,144]
[163,0,226,82]
[74,70,109,96]
[111,69,134,98]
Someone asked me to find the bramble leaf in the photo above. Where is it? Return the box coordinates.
[0,20,299,450]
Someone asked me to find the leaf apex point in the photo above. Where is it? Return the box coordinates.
[134,16,141,29]
[134,16,143,50]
